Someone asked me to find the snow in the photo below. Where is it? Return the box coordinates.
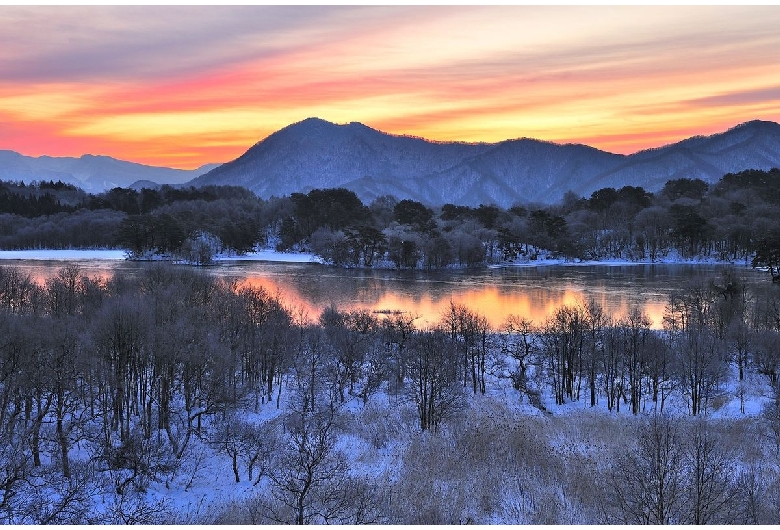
[7,340,776,523]
[144,362,774,521]
[0,248,321,264]
[194,118,780,207]
[0,247,751,270]
[0,249,128,260]
[0,248,776,523]
[213,249,320,263]
[490,254,753,269]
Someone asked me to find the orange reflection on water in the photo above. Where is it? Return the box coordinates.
[236,275,670,330]
[369,288,565,329]
[7,260,752,332]
[361,288,669,330]
[236,276,323,322]
[7,263,115,287]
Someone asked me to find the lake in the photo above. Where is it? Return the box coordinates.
[1,253,770,330]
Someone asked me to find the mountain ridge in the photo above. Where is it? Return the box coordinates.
[0,151,218,192]
[3,118,779,205]
[191,118,780,206]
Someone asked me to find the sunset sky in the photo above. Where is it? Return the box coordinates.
[2,5,780,169]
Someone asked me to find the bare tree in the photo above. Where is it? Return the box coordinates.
[677,327,725,416]
[665,286,727,415]
[584,299,608,407]
[210,414,271,484]
[732,465,777,525]
[0,431,33,523]
[320,306,377,403]
[0,266,41,315]
[106,428,178,496]
[754,330,780,386]
[407,329,462,431]
[381,312,416,398]
[91,295,149,444]
[210,415,244,483]
[501,315,537,393]
[607,414,685,524]
[763,382,780,456]
[264,338,379,524]
[541,304,588,405]
[617,307,651,414]
[48,317,84,479]
[644,330,674,412]
[442,302,489,395]
[237,420,271,484]
[683,420,735,524]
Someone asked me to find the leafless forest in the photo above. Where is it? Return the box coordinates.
[0,263,778,523]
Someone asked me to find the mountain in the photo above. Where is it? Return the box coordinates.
[566,120,780,201]
[0,151,219,192]
[190,118,780,206]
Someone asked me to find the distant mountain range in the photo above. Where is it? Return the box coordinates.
[3,119,780,206]
[190,118,780,207]
[0,150,218,192]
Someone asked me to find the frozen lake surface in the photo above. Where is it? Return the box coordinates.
[1,250,769,329]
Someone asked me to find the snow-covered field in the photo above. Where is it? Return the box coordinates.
[0,249,128,260]
[1,248,777,523]
[0,247,752,269]
[134,356,777,524]
[0,248,320,264]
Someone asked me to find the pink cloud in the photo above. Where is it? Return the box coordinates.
[2,6,780,167]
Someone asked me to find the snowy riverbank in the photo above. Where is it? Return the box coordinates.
[0,249,128,260]
[0,248,756,272]
[0,248,321,264]
[489,249,753,269]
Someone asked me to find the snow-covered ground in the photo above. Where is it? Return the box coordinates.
[0,249,128,260]
[212,249,320,263]
[490,252,753,269]
[0,247,753,270]
[0,248,320,264]
[134,355,776,524]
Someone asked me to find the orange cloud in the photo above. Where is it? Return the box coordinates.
[1,6,780,168]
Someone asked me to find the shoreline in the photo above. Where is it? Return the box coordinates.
[487,257,754,269]
[0,248,757,270]
[0,248,321,264]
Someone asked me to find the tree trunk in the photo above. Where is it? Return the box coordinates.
[57,417,70,479]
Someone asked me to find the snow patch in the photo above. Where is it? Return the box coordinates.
[213,249,321,263]
[0,249,127,260]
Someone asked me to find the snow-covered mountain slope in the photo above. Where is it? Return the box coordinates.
[0,151,218,192]
[191,118,780,206]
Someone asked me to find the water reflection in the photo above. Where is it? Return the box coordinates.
[4,259,767,330]
[215,262,763,330]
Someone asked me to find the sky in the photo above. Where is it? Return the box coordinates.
[2,5,780,169]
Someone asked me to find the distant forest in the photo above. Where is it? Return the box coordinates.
[1,169,780,276]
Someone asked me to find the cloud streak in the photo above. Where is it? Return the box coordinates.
[1,6,780,167]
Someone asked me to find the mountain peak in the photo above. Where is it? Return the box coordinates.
[192,118,780,207]
[0,151,218,193]
[729,119,780,133]
[272,117,373,142]
[287,117,380,133]
[297,116,335,126]
[80,154,109,161]
[285,117,340,131]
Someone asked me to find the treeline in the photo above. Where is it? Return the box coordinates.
[0,182,270,260]
[0,263,779,522]
[2,169,780,274]
[274,170,780,273]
